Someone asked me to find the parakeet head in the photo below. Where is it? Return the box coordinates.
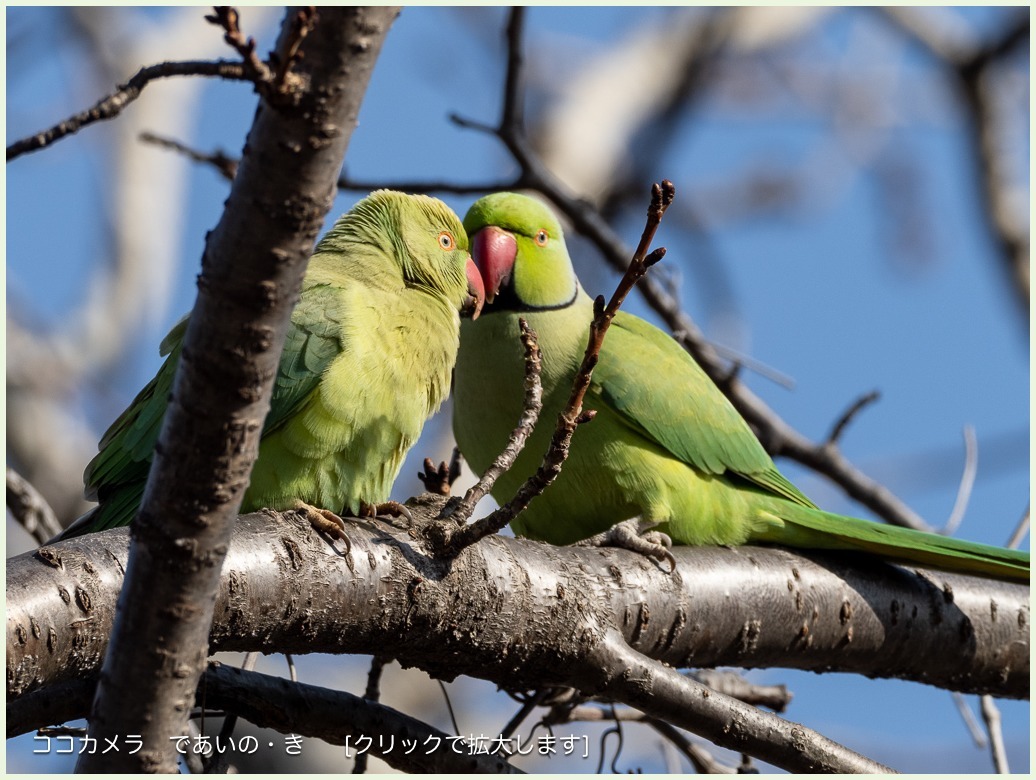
[463,193,578,311]
[323,190,484,318]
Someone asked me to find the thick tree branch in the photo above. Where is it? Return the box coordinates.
[201,663,522,774]
[7,665,521,774]
[9,503,1027,705]
[13,507,1026,770]
[582,631,894,773]
[76,8,401,773]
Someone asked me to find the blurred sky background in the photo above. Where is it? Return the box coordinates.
[6,5,1030,774]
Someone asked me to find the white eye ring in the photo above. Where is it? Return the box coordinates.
[534,230,548,246]
[438,231,455,250]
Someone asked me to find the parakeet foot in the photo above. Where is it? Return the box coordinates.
[359,500,415,526]
[294,500,351,552]
[580,518,677,573]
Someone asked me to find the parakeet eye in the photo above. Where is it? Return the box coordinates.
[438,231,456,250]
[534,230,549,246]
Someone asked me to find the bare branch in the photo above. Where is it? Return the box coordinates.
[581,631,895,773]
[434,318,542,531]
[943,424,978,536]
[825,390,881,446]
[6,59,252,161]
[10,509,1028,707]
[353,655,390,774]
[980,694,1009,773]
[271,7,318,90]
[550,704,738,773]
[10,664,521,774]
[950,692,987,748]
[500,7,527,131]
[6,467,63,545]
[206,7,272,84]
[139,131,238,180]
[688,670,791,713]
[878,7,1030,315]
[648,718,737,774]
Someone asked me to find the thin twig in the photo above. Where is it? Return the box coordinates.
[6,60,252,162]
[688,670,792,713]
[498,688,553,741]
[353,655,389,774]
[648,719,738,774]
[1005,504,1029,550]
[6,467,64,545]
[184,719,208,774]
[272,7,318,90]
[704,339,797,390]
[438,680,461,736]
[204,651,258,773]
[825,390,881,446]
[139,131,238,180]
[205,7,273,84]
[140,134,515,197]
[950,692,988,748]
[363,656,387,701]
[942,424,978,536]
[432,317,541,531]
[549,704,737,774]
[431,182,673,555]
[979,695,1009,773]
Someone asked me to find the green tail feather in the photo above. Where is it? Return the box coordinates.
[751,503,1029,583]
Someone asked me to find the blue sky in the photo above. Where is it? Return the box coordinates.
[6,6,1029,773]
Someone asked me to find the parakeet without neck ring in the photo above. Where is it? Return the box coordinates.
[56,190,485,541]
[452,192,1028,583]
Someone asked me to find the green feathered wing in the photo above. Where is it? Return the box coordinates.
[592,314,1027,582]
[68,286,347,536]
[593,312,815,509]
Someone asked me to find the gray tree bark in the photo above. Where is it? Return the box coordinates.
[8,497,1028,772]
[74,7,401,772]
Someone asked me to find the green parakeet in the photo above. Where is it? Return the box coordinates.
[453,192,1028,583]
[57,190,485,541]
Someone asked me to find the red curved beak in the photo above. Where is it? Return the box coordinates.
[471,226,517,304]
[463,256,485,319]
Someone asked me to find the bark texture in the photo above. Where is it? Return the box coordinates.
[75,8,401,772]
[10,497,1027,704]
